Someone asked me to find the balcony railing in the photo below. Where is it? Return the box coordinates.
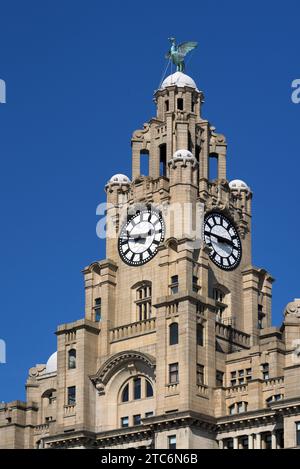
[110,317,156,342]
[64,404,76,416]
[215,322,250,348]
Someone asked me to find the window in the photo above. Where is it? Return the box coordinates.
[169,323,179,346]
[296,422,300,446]
[94,298,102,322]
[145,411,154,418]
[240,436,249,449]
[262,363,269,380]
[120,377,154,403]
[133,414,141,426]
[168,435,176,449]
[266,394,283,405]
[246,368,252,381]
[121,416,129,428]
[229,402,248,415]
[146,380,153,398]
[67,386,76,406]
[68,349,76,369]
[264,433,272,450]
[133,377,141,400]
[213,288,224,303]
[226,438,234,450]
[192,276,199,293]
[197,364,205,385]
[238,369,245,385]
[177,98,183,110]
[170,276,179,294]
[159,144,167,177]
[216,370,224,387]
[197,323,204,346]
[237,402,244,413]
[165,100,169,112]
[258,304,264,329]
[216,307,225,323]
[169,363,179,384]
[229,404,236,415]
[121,383,129,402]
[136,284,152,321]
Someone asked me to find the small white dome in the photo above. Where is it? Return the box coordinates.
[108,174,130,185]
[161,72,197,90]
[169,149,198,168]
[45,352,57,374]
[229,179,250,191]
[173,149,194,159]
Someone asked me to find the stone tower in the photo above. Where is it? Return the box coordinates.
[1,68,300,450]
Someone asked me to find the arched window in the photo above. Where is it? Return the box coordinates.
[121,383,129,402]
[42,389,57,405]
[146,380,153,397]
[229,401,248,415]
[119,377,154,403]
[140,149,149,176]
[209,153,218,180]
[266,394,283,405]
[169,323,179,346]
[68,349,76,369]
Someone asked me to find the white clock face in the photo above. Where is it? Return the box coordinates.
[118,209,165,266]
[203,212,242,270]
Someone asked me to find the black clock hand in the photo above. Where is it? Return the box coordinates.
[205,231,234,247]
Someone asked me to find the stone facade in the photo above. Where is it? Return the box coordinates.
[1,70,300,450]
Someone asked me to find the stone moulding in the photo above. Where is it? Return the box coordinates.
[90,350,156,395]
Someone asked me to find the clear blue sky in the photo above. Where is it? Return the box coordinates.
[0,0,299,402]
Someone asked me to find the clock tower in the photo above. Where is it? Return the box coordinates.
[2,57,300,451]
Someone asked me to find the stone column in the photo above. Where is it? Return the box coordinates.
[218,439,224,449]
[132,141,142,179]
[255,433,262,449]
[233,437,239,450]
[271,432,277,449]
[248,434,254,450]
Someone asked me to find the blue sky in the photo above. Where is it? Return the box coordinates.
[0,0,300,401]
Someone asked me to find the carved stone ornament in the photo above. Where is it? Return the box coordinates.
[284,300,300,318]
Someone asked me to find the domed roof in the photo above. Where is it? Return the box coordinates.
[45,351,57,374]
[107,174,131,185]
[229,179,250,191]
[169,149,198,168]
[161,72,197,90]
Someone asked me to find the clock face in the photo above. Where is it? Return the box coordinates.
[118,209,165,266]
[203,212,242,270]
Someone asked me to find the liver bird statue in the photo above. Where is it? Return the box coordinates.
[165,37,198,72]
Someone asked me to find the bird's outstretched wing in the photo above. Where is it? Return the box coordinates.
[177,41,198,57]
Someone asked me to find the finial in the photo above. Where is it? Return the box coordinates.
[165,37,198,72]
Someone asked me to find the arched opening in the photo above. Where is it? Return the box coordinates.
[68,349,76,369]
[169,322,179,346]
[177,98,184,110]
[209,153,219,180]
[121,383,129,402]
[159,143,167,177]
[140,149,149,176]
[118,376,155,428]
